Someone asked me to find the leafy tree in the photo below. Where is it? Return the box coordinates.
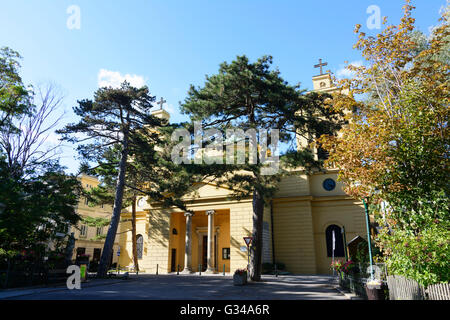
[58,81,165,277]
[180,55,343,280]
[82,216,110,241]
[0,48,81,262]
[0,47,31,130]
[0,159,82,259]
[318,1,449,285]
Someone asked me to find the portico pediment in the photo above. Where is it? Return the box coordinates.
[182,182,235,201]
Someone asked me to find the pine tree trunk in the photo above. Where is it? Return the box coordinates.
[97,134,129,278]
[131,196,139,272]
[249,189,264,281]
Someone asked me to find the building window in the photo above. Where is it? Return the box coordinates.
[136,234,143,260]
[322,178,336,191]
[84,197,89,205]
[96,227,103,237]
[222,248,230,260]
[137,197,145,208]
[76,247,86,257]
[80,225,87,237]
[326,224,344,257]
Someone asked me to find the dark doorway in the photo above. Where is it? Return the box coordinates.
[214,235,217,269]
[171,248,177,272]
[202,236,207,271]
[76,247,85,257]
[93,248,101,262]
[326,224,345,257]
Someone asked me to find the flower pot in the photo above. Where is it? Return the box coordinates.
[76,256,90,264]
[233,273,247,286]
[365,284,386,300]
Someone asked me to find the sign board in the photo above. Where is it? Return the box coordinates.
[240,246,247,252]
[243,237,253,247]
[80,264,87,282]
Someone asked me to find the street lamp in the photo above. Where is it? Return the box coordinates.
[362,197,375,280]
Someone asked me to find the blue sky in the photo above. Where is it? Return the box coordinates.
[0,0,446,173]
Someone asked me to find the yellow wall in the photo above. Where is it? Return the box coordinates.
[117,211,149,269]
[140,208,170,273]
[275,174,310,197]
[271,172,366,275]
[272,198,317,274]
[311,199,366,274]
[229,201,253,272]
[168,212,186,272]
[262,204,273,264]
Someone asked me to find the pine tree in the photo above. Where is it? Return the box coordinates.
[83,144,159,273]
[58,81,164,277]
[180,55,343,280]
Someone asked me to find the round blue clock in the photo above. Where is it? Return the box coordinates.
[323,178,336,191]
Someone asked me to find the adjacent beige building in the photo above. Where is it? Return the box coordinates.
[70,174,119,265]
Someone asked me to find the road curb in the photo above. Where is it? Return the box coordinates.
[333,286,364,300]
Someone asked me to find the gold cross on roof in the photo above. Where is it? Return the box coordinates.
[157,97,166,110]
[314,58,328,75]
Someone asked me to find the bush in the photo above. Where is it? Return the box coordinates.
[234,268,247,276]
[274,262,285,271]
[379,224,450,287]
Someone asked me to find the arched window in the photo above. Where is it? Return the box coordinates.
[325,225,344,257]
[136,234,143,260]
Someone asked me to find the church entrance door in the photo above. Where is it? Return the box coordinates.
[202,236,207,271]
[171,248,176,272]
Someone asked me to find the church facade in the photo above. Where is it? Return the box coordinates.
[117,70,367,275]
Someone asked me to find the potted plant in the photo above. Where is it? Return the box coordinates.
[233,268,248,286]
[76,253,90,263]
[365,279,386,300]
[330,259,344,274]
[342,260,356,275]
[330,259,344,283]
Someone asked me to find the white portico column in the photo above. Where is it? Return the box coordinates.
[206,210,216,273]
[183,212,194,273]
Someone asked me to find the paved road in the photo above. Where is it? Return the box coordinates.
[2,274,346,300]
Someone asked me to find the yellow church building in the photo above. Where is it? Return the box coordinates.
[117,69,367,275]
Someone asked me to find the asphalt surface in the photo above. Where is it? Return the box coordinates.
[0,274,346,300]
